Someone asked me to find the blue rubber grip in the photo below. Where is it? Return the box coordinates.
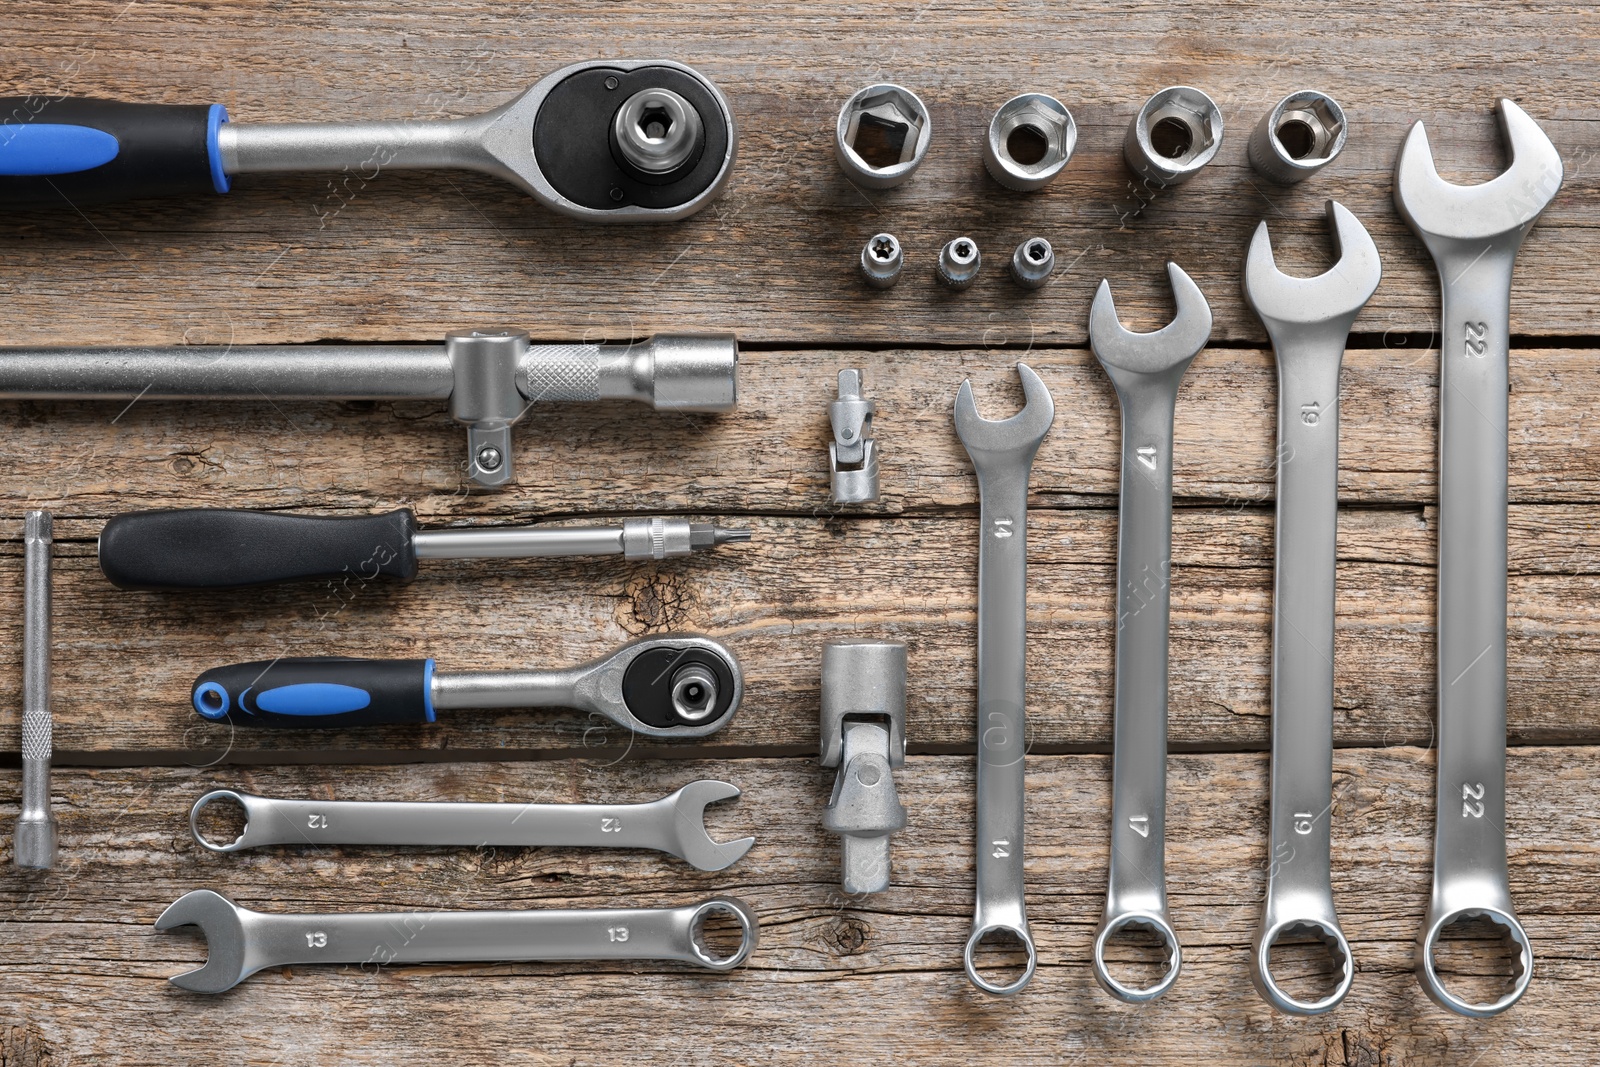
[0,97,227,206]
[192,658,436,729]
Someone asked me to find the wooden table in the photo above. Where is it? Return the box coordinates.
[1,2,1596,1063]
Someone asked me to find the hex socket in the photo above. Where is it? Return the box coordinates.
[1248,90,1348,184]
[984,94,1076,192]
[1010,238,1055,289]
[1123,86,1224,186]
[835,84,932,189]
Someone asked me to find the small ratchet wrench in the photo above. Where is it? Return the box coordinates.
[156,890,758,993]
[1089,263,1212,1002]
[189,781,754,872]
[190,634,742,739]
[1243,201,1382,1014]
[0,60,736,222]
[953,362,1055,996]
[1395,99,1563,1017]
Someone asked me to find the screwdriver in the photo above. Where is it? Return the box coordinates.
[98,508,751,591]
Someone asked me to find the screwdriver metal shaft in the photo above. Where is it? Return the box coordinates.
[413,518,751,561]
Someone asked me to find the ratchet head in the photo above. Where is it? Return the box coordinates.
[479,59,737,223]
[1090,262,1213,383]
[1393,99,1563,250]
[661,780,755,872]
[155,890,254,994]
[952,362,1056,465]
[572,634,744,739]
[1243,201,1382,335]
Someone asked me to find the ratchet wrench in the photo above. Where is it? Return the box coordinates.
[0,59,736,221]
[156,890,758,993]
[191,634,742,739]
[1395,98,1562,1017]
[1089,263,1212,1002]
[189,781,754,872]
[1243,201,1382,1014]
[953,362,1055,996]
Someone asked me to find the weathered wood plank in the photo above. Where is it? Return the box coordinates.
[0,1,1594,346]
[0,748,1591,1065]
[0,348,1592,515]
[0,503,1593,756]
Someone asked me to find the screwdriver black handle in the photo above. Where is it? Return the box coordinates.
[99,509,420,590]
[0,97,229,207]
[192,658,435,728]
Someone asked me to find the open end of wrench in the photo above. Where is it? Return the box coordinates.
[1243,201,1382,329]
[963,923,1038,996]
[1394,99,1563,244]
[952,362,1056,457]
[155,890,254,993]
[686,896,761,970]
[1092,912,1182,1002]
[664,780,756,872]
[1418,906,1533,1017]
[1253,918,1354,1015]
[1089,262,1213,377]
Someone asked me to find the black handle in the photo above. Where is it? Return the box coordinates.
[0,97,228,207]
[99,508,420,590]
[192,658,435,728]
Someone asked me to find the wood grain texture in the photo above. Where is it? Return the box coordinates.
[0,750,1594,1066]
[0,347,1593,756]
[0,1,1594,346]
[0,2,1595,1063]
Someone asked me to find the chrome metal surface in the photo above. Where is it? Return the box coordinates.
[14,511,55,870]
[1123,86,1223,186]
[937,237,981,290]
[430,634,743,739]
[1089,263,1212,1002]
[829,368,880,503]
[1394,98,1562,1018]
[984,94,1075,192]
[820,640,908,894]
[189,781,753,872]
[1243,201,1382,1014]
[860,232,904,289]
[156,890,758,993]
[834,84,931,189]
[220,59,735,223]
[1009,238,1055,289]
[1248,91,1348,184]
[953,363,1055,995]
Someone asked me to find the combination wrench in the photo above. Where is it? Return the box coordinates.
[1395,98,1563,1017]
[156,890,758,993]
[191,634,742,739]
[1089,263,1212,1002]
[953,363,1055,995]
[1242,201,1382,1014]
[0,60,736,221]
[190,781,753,872]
